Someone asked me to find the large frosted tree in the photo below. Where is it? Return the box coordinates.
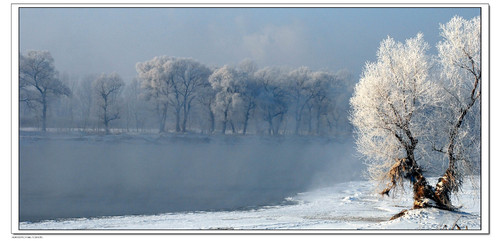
[351,15,481,213]
[432,16,481,208]
[350,33,441,209]
[19,50,71,132]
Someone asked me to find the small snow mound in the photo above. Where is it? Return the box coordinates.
[342,196,358,202]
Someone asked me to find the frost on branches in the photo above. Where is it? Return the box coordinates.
[433,16,481,209]
[350,16,481,213]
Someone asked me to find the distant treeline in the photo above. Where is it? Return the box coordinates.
[19,51,354,136]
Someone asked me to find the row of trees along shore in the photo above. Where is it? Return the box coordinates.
[20,53,353,136]
[350,16,480,214]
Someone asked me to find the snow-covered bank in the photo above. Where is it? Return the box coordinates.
[19,178,481,230]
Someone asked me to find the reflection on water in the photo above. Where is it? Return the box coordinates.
[19,133,358,222]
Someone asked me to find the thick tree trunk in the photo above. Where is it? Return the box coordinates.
[434,169,456,209]
[383,157,456,219]
[434,93,477,209]
[409,166,436,209]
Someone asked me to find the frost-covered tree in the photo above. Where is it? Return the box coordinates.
[169,58,211,133]
[432,16,481,208]
[19,50,71,131]
[287,67,313,135]
[237,71,259,135]
[350,33,441,209]
[255,67,290,135]
[209,63,260,135]
[137,56,211,133]
[92,72,124,134]
[136,56,174,133]
[308,71,337,135]
[209,65,241,134]
[352,15,481,213]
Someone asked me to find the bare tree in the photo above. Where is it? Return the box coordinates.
[19,50,71,132]
[92,73,124,134]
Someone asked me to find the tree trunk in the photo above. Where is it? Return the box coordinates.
[266,112,273,135]
[157,102,168,133]
[307,106,313,134]
[409,165,436,209]
[104,109,110,135]
[209,108,215,134]
[275,114,283,135]
[221,107,228,135]
[316,106,322,135]
[383,157,454,215]
[182,103,188,133]
[175,107,181,132]
[104,120,110,135]
[230,120,236,134]
[243,104,252,135]
[41,94,47,132]
[434,92,478,210]
[294,113,302,135]
[158,115,166,133]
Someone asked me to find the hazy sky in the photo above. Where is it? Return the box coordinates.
[19,7,480,82]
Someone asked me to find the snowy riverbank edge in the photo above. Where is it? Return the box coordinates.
[19,178,481,231]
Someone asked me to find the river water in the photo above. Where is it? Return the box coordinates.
[19,133,359,222]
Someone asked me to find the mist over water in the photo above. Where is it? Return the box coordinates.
[19,132,360,222]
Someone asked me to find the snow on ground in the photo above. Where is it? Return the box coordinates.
[19,178,481,230]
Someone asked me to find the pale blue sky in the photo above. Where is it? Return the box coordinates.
[19,7,480,82]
